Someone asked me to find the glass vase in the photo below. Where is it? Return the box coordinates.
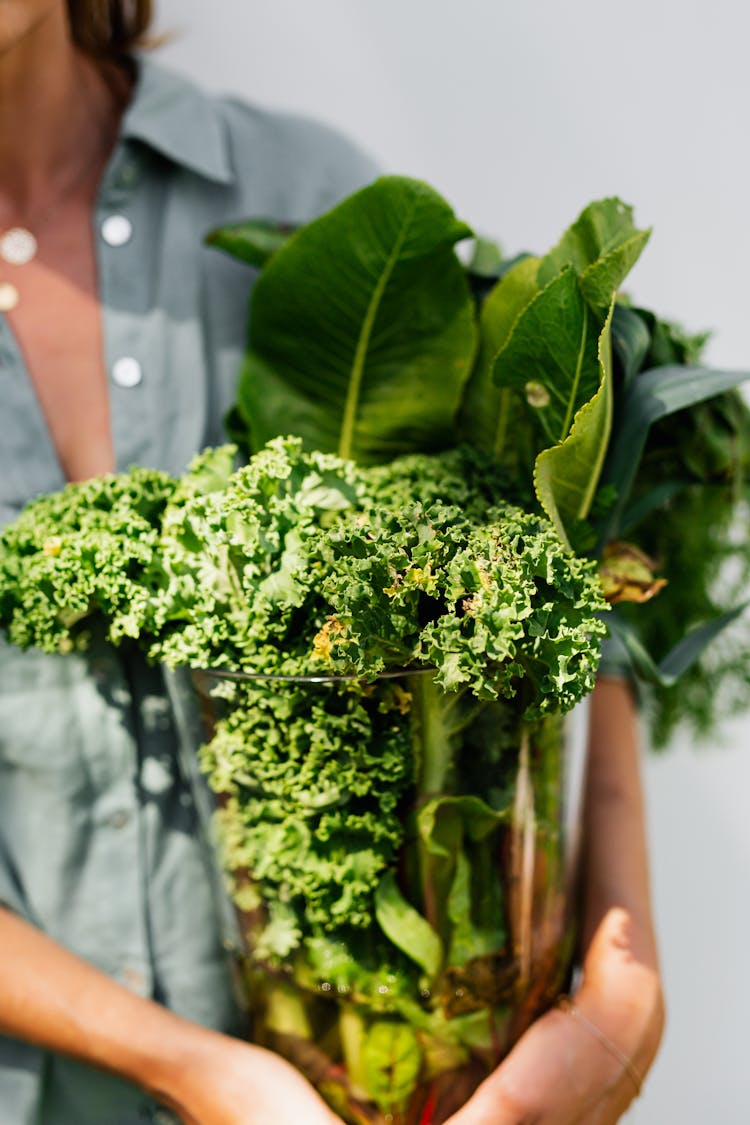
[169,667,589,1125]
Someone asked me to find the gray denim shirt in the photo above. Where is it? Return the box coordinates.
[0,54,377,1125]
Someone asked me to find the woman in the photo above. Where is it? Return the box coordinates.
[0,2,664,1123]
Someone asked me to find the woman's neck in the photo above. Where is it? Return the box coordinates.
[0,7,128,223]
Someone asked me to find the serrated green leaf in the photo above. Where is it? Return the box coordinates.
[205,218,295,267]
[579,229,651,308]
[538,197,650,290]
[374,871,443,979]
[234,176,476,464]
[492,267,602,450]
[534,303,614,547]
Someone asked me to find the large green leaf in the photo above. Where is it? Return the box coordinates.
[534,303,614,546]
[458,255,540,457]
[538,197,651,307]
[234,176,476,464]
[492,267,603,450]
[600,364,750,541]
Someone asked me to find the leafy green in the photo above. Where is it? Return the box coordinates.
[0,469,176,652]
[534,302,614,548]
[205,218,295,268]
[232,177,476,463]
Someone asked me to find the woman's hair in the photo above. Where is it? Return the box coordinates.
[66,0,154,58]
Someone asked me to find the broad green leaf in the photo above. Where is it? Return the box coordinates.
[234,176,476,464]
[606,604,749,687]
[459,256,540,457]
[579,230,651,308]
[205,218,294,267]
[374,871,443,979]
[492,267,602,450]
[600,365,750,541]
[362,1021,422,1113]
[538,197,651,300]
[534,303,614,547]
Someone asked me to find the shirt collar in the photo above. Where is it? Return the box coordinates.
[120,55,235,186]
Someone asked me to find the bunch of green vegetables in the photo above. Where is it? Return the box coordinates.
[0,435,604,1121]
[3,177,750,1123]
[213,178,750,744]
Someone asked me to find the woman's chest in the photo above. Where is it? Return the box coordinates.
[2,210,113,482]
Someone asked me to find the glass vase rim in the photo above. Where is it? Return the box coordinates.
[194,665,437,685]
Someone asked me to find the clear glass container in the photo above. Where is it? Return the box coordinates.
[169,667,589,1125]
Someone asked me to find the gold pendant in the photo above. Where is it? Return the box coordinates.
[0,227,37,266]
[0,282,19,311]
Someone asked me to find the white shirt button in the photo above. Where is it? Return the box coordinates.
[111,357,142,388]
[101,214,133,247]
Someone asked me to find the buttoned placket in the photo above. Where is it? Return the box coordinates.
[95,146,156,473]
[87,149,157,1000]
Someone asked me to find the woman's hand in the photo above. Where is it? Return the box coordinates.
[157,1032,344,1125]
[446,678,665,1124]
[444,907,664,1124]
[0,907,344,1125]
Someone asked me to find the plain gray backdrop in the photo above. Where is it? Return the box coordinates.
[153,3,750,1120]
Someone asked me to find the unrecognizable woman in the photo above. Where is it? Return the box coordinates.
[0,3,664,1123]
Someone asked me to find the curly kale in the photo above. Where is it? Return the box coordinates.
[0,468,176,653]
[201,679,414,966]
[133,439,606,719]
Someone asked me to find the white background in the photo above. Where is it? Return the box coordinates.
[154,3,750,1119]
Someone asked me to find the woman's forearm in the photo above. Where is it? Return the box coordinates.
[576,677,665,1081]
[0,908,343,1125]
[581,677,659,961]
[0,906,219,1109]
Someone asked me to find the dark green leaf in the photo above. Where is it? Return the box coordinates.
[599,365,750,541]
[607,603,750,687]
[611,303,652,390]
[205,218,295,267]
[235,176,476,464]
